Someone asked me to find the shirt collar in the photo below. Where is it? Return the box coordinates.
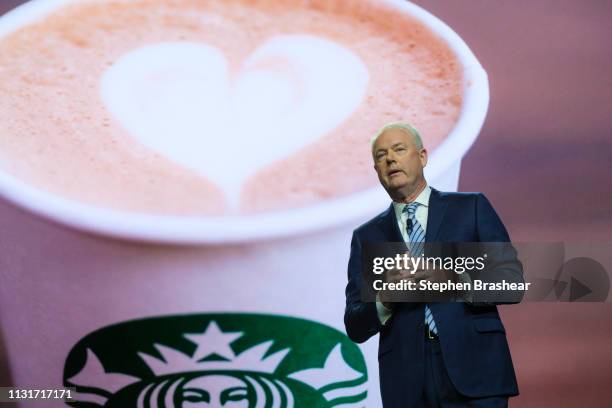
[392,185,431,219]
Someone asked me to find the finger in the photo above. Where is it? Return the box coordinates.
[399,269,416,279]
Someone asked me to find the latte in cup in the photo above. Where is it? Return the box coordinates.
[0,0,462,215]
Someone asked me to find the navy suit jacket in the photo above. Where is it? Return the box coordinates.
[344,188,522,407]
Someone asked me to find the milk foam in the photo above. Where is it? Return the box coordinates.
[0,0,463,215]
[102,36,369,207]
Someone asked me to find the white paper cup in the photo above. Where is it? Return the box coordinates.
[0,0,488,245]
[0,1,488,407]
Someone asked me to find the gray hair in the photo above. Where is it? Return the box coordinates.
[370,122,423,153]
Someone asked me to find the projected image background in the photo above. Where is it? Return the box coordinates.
[1,1,611,407]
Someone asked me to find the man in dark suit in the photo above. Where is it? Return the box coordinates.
[344,122,523,407]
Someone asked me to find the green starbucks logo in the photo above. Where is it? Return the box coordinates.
[64,313,367,407]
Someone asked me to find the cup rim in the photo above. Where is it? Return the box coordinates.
[0,0,489,244]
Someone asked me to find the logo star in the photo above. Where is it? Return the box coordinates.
[184,321,243,361]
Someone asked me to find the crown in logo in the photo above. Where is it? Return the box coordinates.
[138,321,290,375]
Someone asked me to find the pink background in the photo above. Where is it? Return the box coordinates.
[1,0,612,407]
[415,1,612,406]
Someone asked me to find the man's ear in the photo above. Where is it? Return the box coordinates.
[420,148,428,167]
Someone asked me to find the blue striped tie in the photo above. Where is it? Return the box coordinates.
[404,203,438,335]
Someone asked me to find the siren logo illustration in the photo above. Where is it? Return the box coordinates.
[64,314,367,407]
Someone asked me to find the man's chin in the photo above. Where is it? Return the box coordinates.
[385,181,409,194]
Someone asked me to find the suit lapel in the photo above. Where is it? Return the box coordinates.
[376,204,404,242]
[425,188,448,242]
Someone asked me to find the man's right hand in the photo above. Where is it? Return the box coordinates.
[379,267,417,309]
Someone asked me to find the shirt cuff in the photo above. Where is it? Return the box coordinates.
[375,293,393,325]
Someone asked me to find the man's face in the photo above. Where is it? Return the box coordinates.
[373,128,428,195]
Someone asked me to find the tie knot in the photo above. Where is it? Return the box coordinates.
[403,202,420,216]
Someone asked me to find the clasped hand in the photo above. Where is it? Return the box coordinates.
[379,257,455,309]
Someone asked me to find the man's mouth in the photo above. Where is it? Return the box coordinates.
[388,169,403,177]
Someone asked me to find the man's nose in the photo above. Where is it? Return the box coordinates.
[386,150,397,163]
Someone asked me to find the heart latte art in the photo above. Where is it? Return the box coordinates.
[0,0,462,215]
[102,37,368,206]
